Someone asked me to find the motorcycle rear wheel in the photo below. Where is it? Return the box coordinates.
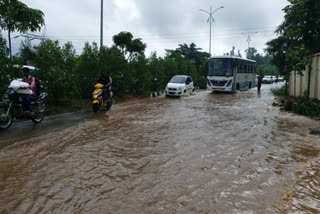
[0,106,13,129]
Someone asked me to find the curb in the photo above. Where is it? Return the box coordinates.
[151,91,164,98]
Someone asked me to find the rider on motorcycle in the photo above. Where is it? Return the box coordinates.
[97,71,112,103]
[22,67,36,113]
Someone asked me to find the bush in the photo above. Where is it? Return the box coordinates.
[271,85,286,97]
[291,91,320,117]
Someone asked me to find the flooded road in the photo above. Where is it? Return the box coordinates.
[0,84,319,213]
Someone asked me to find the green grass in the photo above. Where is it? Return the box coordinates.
[292,97,320,117]
[272,87,320,118]
[271,85,286,97]
[46,99,91,115]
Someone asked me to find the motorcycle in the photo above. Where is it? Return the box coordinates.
[0,80,48,129]
[92,83,113,113]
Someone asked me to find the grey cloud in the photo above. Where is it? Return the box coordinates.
[11,0,289,56]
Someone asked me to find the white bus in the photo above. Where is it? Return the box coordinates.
[207,56,257,93]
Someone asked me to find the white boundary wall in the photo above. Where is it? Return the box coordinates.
[289,53,320,100]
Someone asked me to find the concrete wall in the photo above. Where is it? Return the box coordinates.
[289,53,320,100]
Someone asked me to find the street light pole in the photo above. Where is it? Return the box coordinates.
[200,6,224,56]
[100,0,103,49]
[243,32,258,50]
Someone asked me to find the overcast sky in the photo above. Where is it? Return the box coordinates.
[9,0,289,57]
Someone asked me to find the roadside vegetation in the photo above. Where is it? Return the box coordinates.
[268,0,320,119]
[272,86,320,118]
[266,0,320,97]
[0,0,278,115]
[1,0,319,116]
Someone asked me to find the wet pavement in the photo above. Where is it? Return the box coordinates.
[0,84,319,213]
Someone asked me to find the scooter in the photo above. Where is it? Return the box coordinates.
[92,83,113,113]
[0,80,48,129]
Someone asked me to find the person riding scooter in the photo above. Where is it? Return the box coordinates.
[97,71,112,103]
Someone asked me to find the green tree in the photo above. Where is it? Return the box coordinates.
[76,42,100,98]
[148,52,166,91]
[32,40,79,103]
[112,31,146,61]
[166,43,210,72]
[0,34,10,93]
[98,45,128,96]
[19,41,36,65]
[0,35,21,93]
[128,56,151,95]
[0,0,44,58]
[245,47,258,60]
[266,0,320,96]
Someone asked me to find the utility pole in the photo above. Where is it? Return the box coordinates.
[243,32,258,50]
[200,5,224,56]
[100,0,103,49]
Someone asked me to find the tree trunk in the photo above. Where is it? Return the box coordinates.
[307,60,312,98]
[285,72,289,97]
[8,25,12,59]
[294,71,296,97]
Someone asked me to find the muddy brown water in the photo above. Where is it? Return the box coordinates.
[0,84,319,213]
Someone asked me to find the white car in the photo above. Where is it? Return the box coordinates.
[278,76,284,82]
[165,75,194,97]
[262,75,273,84]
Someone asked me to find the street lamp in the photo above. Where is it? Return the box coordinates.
[200,6,224,56]
[100,0,103,48]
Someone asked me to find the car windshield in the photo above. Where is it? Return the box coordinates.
[209,58,233,76]
[169,76,186,84]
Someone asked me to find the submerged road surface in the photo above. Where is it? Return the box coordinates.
[0,84,319,213]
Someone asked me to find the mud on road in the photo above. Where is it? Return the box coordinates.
[0,84,319,213]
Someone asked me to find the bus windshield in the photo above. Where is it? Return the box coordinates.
[209,58,233,77]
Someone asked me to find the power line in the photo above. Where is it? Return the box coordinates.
[49,26,277,40]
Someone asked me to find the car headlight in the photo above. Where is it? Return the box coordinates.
[178,87,182,91]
